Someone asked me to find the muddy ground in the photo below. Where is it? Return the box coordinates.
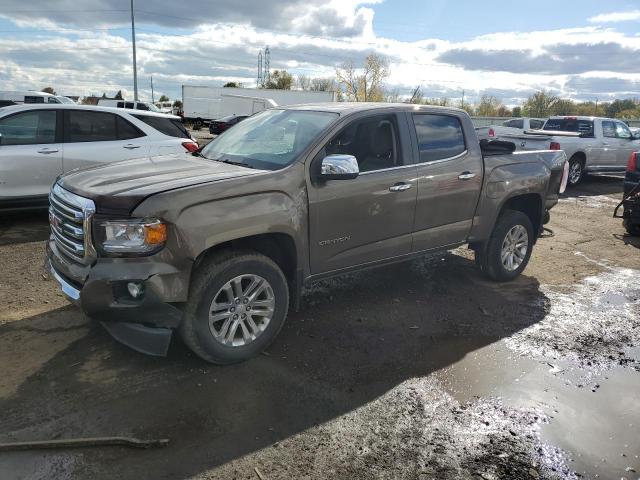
[0,175,639,480]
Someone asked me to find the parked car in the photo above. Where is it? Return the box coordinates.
[47,103,568,363]
[97,99,161,112]
[209,114,248,134]
[484,116,640,185]
[614,150,640,235]
[0,90,75,105]
[476,117,546,142]
[0,104,198,210]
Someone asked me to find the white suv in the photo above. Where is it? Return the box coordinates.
[0,104,198,210]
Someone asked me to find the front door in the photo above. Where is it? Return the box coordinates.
[614,121,639,168]
[308,113,417,274]
[409,112,483,251]
[0,109,62,200]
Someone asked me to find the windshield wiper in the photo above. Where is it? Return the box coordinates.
[216,158,255,169]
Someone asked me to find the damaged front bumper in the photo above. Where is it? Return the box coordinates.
[46,239,192,356]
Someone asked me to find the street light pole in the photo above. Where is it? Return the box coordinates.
[131,0,138,102]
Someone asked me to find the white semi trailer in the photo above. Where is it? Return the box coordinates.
[182,85,336,125]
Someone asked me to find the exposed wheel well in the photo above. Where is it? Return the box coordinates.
[500,194,543,238]
[193,233,298,292]
[569,151,586,165]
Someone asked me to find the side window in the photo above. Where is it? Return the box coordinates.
[324,114,401,173]
[125,102,134,109]
[0,110,56,145]
[136,103,149,111]
[67,110,118,142]
[117,102,125,108]
[24,96,45,104]
[412,114,466,163]
[602,121,616,138]
[116,116,145,140]
[509,119,524,129]
[132,114,191,139]
[615,122,632,139]
[529,119,544,130]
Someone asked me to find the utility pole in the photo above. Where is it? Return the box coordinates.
[409,86,420,103]
[460,90,465,110]
[595,98,598,116]
[130,0,138,101]
[150,76,154,104]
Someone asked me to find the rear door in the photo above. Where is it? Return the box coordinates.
[409,112,483,251]
[0,109,62,200]
[131,114,193,155]
[62,109,148,172]
[308,112,417,274]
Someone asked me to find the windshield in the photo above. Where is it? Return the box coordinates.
[200,109,338,171]
[146,103,161,112]
[56,96,75,104]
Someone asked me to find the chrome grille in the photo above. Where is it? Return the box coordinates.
[49,184,96,264]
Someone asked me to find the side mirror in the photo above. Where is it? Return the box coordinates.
[632,132,640,140]
[320,154,359,180]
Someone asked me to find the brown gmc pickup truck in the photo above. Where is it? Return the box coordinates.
[47,103,568,364]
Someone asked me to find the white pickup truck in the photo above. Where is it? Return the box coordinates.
[476,117,546,142]
[483,116,640,186]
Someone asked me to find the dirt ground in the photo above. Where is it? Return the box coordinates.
[0,175,639,480]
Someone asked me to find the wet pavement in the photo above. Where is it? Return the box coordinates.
[0,174,639,479]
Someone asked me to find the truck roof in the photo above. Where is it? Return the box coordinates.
[547,115,617,122]
[282,102,468,115]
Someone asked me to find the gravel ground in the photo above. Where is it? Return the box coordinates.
[0,175,638,479]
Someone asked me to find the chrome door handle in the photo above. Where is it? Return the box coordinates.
[458,172,476,180]
[123,144,141,149]
[389,183,412,192]
[37,148,59,154]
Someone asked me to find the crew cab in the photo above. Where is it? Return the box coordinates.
[46,104,568,364]
[485,116,640,186]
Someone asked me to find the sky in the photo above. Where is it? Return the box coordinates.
[1,0,640,106]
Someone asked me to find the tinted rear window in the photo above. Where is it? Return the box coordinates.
[529,119,544,129]
[544,118,594,136]
[68,110,118,142]
[412,114,466,162]
[133,115,190,139]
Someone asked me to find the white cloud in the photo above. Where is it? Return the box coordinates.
[588,10,640,23]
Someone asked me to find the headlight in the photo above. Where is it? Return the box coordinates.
[94,218,167,256]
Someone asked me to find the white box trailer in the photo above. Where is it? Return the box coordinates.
[182,85,336,125]
[218,94,277,119]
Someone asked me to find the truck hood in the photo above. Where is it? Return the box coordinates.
[58,153,266,215]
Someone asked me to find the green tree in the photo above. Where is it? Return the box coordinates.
[223,82,240,88]
[475,95,503,117]
[551,99,576,116]
[335,54,389,102]
[114,90,124,100]
[172,100,183,110]
[158,94,170,102]
[265,70,293,90]
[511,106,522,117]
[606,99,638,118]
[522,90,559,117]
[41,86,56,95]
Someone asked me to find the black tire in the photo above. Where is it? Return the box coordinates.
[567,155,585,187]
[476,210,534,282]
[624,219,640,236]
[180,250,289,364]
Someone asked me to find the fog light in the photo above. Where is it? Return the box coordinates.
[127,282,144,299]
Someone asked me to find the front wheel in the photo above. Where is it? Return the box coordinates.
[180,250,289,364]
[624,219,640,236]
[476,210,534,282]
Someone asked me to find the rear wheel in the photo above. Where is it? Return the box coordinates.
[476,210,534,282]
[624,219,640,236]
[567,156,585,186]
[180,250,289,364]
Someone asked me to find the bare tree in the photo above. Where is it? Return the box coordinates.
[335,54,389,102]
[41,86,56,95]
[310,77,335,92]
[296,74,311,91]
